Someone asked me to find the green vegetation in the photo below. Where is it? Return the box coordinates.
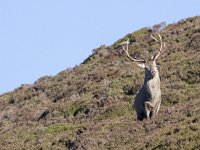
[133,27,149,37]
[98,103,134,120]
[0,16,200,149]
[47,123,84,134]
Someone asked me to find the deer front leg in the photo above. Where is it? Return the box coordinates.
[150,102,158,119]
[155,100,161,115]
[144,101,154,120]
[149,100,161,119]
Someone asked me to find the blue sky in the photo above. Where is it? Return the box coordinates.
[0,0,199,94]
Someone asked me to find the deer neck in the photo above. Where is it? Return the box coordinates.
[143,70,160,99]
[144,70,160,85]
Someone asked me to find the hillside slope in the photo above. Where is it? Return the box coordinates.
[0,16,200,150]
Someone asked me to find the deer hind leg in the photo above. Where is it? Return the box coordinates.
[137,112,146,121]
[144,101,154,120]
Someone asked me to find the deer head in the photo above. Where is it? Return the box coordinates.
[120,33,165,82]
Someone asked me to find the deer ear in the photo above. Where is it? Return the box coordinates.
[137,63,145,68]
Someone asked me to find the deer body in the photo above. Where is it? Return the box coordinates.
[134,61,161,120]
[120,33,165,120]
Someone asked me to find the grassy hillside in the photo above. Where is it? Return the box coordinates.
[0,16,200,150]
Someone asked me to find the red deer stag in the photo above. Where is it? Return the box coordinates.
[120,33,165,121]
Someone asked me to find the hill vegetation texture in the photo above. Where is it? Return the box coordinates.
[0,16,200,150]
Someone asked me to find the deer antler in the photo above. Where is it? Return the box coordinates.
[120,39,146,63]
[151,33,165,60]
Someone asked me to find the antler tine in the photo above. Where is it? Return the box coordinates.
[151,33,162,43]
[120,39,145,63]
[151,33,165,60]
[151,35,159,43]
